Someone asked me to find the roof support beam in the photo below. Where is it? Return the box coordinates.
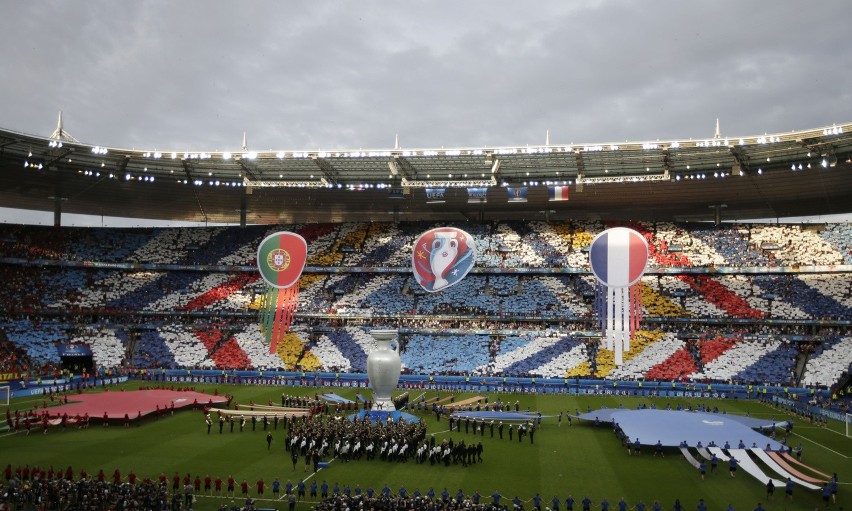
[662,149,672,180]
[729,146,749,176]
[312,156,340,186]
[0,138,18,150]
[574,150,585,192]
[490,158,502,184]
[44,147,75,170]
[182,159,207,221]
[116,155,130,176]
[392,156,416,180]
[237,159,260,181]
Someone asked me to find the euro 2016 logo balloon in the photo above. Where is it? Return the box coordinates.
[412,227,477,292]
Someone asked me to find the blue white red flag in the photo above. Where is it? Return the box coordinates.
[548,185,570,201]
[588,227,649,288]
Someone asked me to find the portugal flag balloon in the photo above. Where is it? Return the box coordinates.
[257,232,308,354]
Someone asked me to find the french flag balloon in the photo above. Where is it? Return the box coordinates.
[588,227,649,366]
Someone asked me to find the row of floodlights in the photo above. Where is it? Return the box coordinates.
[673,157,837,181]
[78,169,156,182]
[123,136,832,161]
[522,181,572,186]
[51,125,847,162]
[142,151,217,160]
[184,180,244,187]
[675,172,731,181]
[794,157,835,170]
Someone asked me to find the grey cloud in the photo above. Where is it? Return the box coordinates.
[0,0,850,152]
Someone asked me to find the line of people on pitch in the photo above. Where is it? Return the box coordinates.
[312,490,780,511]
[448,415,539,444]
[282,413,483,467]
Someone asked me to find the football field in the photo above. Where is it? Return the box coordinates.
[1,383,848,511]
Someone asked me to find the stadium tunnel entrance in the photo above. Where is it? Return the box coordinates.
[57,343,94,373]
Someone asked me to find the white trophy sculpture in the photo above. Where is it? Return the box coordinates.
[430,232,458,291]
[367,329,402,411]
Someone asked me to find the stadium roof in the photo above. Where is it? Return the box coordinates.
[1,122,851,224]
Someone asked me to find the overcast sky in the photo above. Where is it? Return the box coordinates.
[1,1,851,225]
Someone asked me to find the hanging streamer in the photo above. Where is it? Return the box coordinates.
[257,232,308,354]
[588,227,649,366]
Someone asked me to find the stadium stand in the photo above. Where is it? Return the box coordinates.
[1,221,851,390]
[801,335,852,387]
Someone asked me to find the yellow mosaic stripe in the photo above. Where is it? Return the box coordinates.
[640,282,689,318]
[299,274,324,288]
[248,295,263,311]
[274,332,321,371]
[565,361,590,378]
[552,223,574,244]
[572,229,593,249]
[564,330,665,378]
[298,349,322,371]
[307,224,370,266]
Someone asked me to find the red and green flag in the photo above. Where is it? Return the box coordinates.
[257,232,307,353]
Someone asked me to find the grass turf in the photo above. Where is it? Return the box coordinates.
[1,382,848,511]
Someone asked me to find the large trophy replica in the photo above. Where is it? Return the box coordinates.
[366,329,402,411]
[360,227,478,422]
[588,227,649,366]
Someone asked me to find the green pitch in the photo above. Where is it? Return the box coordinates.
[1,383,848,511]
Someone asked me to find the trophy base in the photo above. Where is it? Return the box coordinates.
[370,398,396,411]
[350,409,420,424]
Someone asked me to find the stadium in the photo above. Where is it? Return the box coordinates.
[1,117,851,511]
